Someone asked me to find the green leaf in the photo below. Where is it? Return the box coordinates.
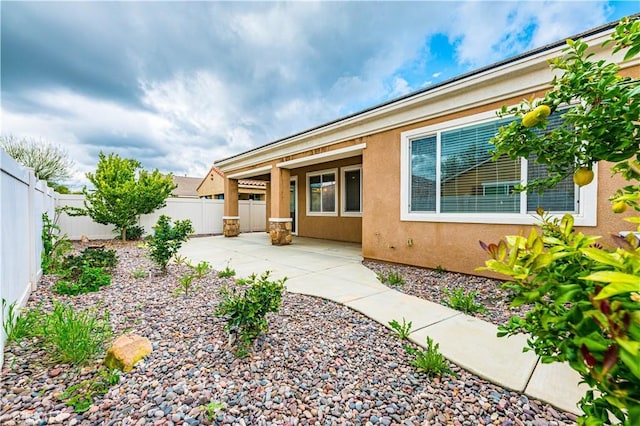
[580,248,623,268]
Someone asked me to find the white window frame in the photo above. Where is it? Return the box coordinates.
[400,109,598,226]
[306,168,338,217]
[340,165,363,217]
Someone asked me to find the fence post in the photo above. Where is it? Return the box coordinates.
[28,170,37,291]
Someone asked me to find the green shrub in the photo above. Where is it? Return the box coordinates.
[376,269,405,286]
[388,317,412,339]
[217,261,236,279]
[114,224,144,240]
[131,268,148,279]
[442,288,488,314]
[147,215,194,273]
[44,301,112,365]
[60,366,120,413]
[54,265,111,296]
[215,271,286,356]
[403,337,457,378]
[62,248,118,273]
[481,18,640,424]
[41,211,72,273]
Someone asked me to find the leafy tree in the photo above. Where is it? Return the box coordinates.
[75,152,175,241]
[480,18,640,425]
[0,135,74,183]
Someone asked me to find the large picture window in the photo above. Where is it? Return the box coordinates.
[307,169,337,216]
[400,109,597,225]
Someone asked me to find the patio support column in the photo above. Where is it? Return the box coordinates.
[269,167,292,245]
[223,177,240,237]
[264,182,271,234]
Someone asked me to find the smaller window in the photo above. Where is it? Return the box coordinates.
[341,165,362,217]
[306,169,338,216]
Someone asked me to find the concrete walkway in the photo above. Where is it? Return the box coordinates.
[179,233,586,415]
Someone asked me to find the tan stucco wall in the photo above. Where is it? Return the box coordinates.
[291,156,363,243]
[197,173,223,198]
[361,91,637,278]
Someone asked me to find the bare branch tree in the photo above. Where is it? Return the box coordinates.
[0,135,75,183]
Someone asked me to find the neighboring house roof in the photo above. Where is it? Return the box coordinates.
[171,176,201,197]
[215,18,633,172]
[196,165,267,192]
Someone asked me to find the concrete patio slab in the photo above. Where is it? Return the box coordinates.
[317,263,382,286]
[346,289,461,330]
[525,360,588,414]
[285,274,388,303]
[409,315,538,392]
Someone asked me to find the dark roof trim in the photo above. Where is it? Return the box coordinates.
[216,16,633,164]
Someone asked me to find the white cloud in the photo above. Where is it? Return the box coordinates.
[445,1,610,67]
[432,72,442,78]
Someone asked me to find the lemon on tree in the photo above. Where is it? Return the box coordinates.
[612,200,628,213]
[521,105,551,128]
[573,166,594,186]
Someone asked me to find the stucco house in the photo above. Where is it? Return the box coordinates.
[215,20,639,277]
[197,166,266,200]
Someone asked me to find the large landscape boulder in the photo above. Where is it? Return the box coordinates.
[103,334,153,372]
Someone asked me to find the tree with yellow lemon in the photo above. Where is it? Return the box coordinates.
[481,17,640,425]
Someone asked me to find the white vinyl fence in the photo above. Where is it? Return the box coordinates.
[56,195,266,240]
[1,151,56,366]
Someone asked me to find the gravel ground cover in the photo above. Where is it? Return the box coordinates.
[1,242,576,425]
[362,261,529,326]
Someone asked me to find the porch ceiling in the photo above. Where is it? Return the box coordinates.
[276,143,366,169]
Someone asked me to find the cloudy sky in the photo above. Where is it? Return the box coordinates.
[1,1,637,188]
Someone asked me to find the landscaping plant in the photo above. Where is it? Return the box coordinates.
[44,301,112,365]
[173,273,200,297]
[189,260,212,279]
[403,337,457,378]
[147,215,194,273]
[217,260,236,278]
[388,317,413,339]
[1,299,45,343]
[215,271,286,357]
[480,18,640,425]
[442,287,488,314]
[376,269,405,286]
[65,152,175,241]
[60,366,120,413]
[41,211,72,273]
[54,265,112,296]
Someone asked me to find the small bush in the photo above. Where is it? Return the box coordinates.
[115,225,144,241]
[376,269,405,286]
[147,215,194,273]
[404,337,457,378]
[215,271,286,356]
[442,288,488,314]
[54,265,111,296]
[45,301,112,365]
[388,317,412,339]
